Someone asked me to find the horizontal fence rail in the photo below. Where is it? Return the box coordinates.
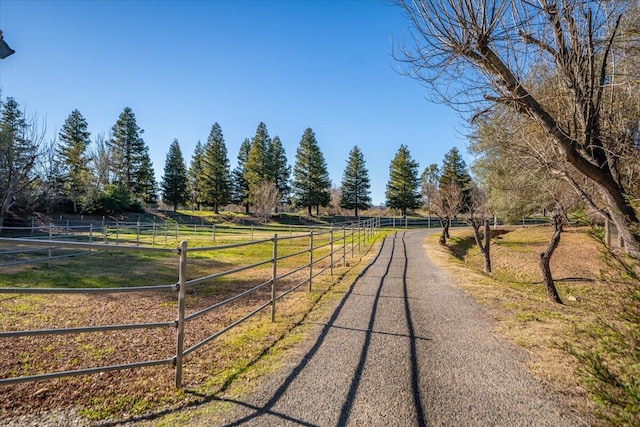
[0,218,382,389]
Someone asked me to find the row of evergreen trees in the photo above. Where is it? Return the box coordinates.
[161,122,373,216]
[1,96,471,221]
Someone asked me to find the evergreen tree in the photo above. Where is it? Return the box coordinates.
[385,145,421,216]
[161,139,188,212]
[231,138,251,213]
[56,109,90,213]
[266,136,291,208]
[108,107,147,197]
[202,123,231,214]
[244,122,270,206]
[340,145,371,217]
[188,140,205,210]
[0,97,38,228]
[135,147,158,204]
[292,128,331,216]
[439,147,473,211]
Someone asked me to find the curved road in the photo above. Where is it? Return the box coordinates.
[216,230,584,426]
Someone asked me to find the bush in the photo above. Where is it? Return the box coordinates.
[565,224,640,425]
[84,184,144,215]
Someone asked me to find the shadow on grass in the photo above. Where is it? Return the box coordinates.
[447,229,511,261]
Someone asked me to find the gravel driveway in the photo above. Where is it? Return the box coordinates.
[209,230,585,426]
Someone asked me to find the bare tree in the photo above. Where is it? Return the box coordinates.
[251,181,280,224]
[423,177,463,244]
[467,186,492,273]
[395,0,640,253]
[540,211,565,304]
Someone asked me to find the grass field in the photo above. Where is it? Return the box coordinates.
[426,225,638,426]
[0,224,388,422]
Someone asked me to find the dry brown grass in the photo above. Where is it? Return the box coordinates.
[425,225,615,425]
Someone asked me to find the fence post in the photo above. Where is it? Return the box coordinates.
[330,227,334,275]
[308,231,314,291]
[175,240,187,388]
[271,234,278,322]
[251,225,254,241]
[212,224,216,243]
[351,226,354,257]
[342,226,346,267]
[89,224,93,255]
[48,224,53,268]
[116,224,120,245]
[193,225,197,241]
[152,222,156,247]
[136,220,140,246]
[358,223,361,252]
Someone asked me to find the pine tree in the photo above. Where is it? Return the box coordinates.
[202,123,231,214]
[108,107,148,197]
[340,145,372,217]
[385,145,421,216]
[56,109,91,213]
[188,140,205,210]
[0,97,38,228]
[439,147,473,212]
[292,128,331,216]
[135,147,158,204]
[244,122,270,207]
[161,139,188,212]
[266,136,291,208]
[231,138,251,213]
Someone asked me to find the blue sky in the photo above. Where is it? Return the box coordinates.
[0,0,468,206]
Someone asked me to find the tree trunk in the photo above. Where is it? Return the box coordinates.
[244,203,249,214]
[439,216,449,245]
[307,205,312,216]
[539,214,563,304]
[468,218,492,273]
[483,219,491,273]
[214,203,219,214]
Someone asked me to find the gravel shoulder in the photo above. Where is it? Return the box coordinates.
[205,229,585,426]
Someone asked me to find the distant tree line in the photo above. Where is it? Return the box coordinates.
[1,96,481,228]
[6,99,464,224]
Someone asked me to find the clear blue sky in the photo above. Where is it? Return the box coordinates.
[0,0,468,206]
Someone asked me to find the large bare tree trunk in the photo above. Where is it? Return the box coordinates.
[539,214,563,304]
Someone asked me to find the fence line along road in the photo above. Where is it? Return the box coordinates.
[0,218,382,389]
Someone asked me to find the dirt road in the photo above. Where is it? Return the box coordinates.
[210,230,584,426]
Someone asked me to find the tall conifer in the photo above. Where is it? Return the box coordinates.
[385,145,421,216]
[161,139,188,212]
[57,109,90,213]
[202,123,230,214]
[340,145,371,216]
[292,128,331,216]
